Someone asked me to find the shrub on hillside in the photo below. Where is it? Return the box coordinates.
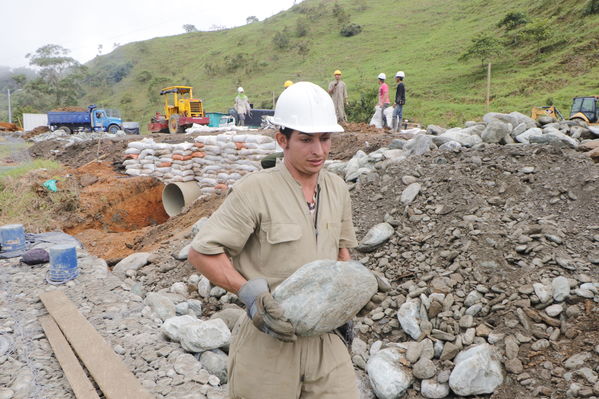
[340,23,362,37]
[583,0,599,15]
[459,33,502,66]
[346,87,377,123]
[296,40,311,57]
[332,2,350,25]
[497,12,529,30]
[136,70,152,83]
[273,31,290,50]
[296,18,309,37]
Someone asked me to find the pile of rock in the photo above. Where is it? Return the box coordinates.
[27,129,127,144]
[123,134,276,194]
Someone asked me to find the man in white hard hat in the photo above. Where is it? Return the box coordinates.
[234,87,252,126]
[377,73,390,129]
[392,71,406,132]
[328,69,348,123]
[189,81,360,398]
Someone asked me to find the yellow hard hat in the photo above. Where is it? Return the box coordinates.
[284,80,294,88]
[334,70,342,75]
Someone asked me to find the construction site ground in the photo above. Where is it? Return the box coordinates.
[0,127,598,399]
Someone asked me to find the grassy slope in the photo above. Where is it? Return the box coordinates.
[82,0,599,129]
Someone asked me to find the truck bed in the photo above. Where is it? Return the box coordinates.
[48,111,90,125]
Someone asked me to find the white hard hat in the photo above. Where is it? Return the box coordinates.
[378,73,386,80]
[395,71,405,78]
[237,87,244,93]
[269,81,343,133]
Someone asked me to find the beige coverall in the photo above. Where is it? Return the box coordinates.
[328,80,348,123]
[191,162,359,399]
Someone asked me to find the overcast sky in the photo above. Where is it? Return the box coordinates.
[0,0,296,69]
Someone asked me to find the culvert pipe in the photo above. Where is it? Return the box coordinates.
[162,182,202,217]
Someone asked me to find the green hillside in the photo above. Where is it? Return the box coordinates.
[82,0,599,130]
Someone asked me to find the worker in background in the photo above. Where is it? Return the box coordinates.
[392,71,406,132]
[188,81,360,399]
[260,81,294,168]
[284,80,294,88]
[328,70,348,123]
[377,73,390,130]
[234,87,252,126]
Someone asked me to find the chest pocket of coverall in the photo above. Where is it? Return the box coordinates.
[260,223,302,276]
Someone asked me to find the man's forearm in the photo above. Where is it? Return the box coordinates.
[188,249,247,294]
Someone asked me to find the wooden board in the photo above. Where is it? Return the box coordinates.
[40,291,154,399]
[39,316,101,399]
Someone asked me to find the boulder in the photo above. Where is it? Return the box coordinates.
[357,223,395,252]
[366,347,414,399]
[510,123,528,138]
[404,135,433,156]
[509,112,537,130]
[162,315,198,341]
[483,112,516,126]
[449,344,503,396]
[515,128,543,144]
[210,306,245,331]
[145,292,176,321]
[112,252,151,279]
[578,140,599,152]
[397,300,421,340]
[427,125,447,135]
[401,183,422,205]
[552,276,570,302]
[200,349,229,383]
[537,115,557,125]
[481,120,512,144]
[438,128,483,147]
[272,260,377,335]
[421,379,450,398]
[438,141,462,152]
[178,318,231,353]
[412,358,437,379]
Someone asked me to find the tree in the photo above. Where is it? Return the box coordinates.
[183,24,198,33]
[497,12,529,30]
[246,16,259,24]
[459,34,503,67]
[583,0,599,15]
[273,30,290,50]
[25,44,86,106]
[97,44,103,55]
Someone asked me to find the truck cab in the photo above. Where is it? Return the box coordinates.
[91,106,122,133]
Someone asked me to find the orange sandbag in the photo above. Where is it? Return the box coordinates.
[181,155,193,161]
[235,142,246,150]
[158,162,172,167]
[193,142,205,148]
[172,154,184,160]
[126,154,139,159]
[214,184,228,190]
[191,151,205,158]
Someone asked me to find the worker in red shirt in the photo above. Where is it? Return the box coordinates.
[377,73,390,129]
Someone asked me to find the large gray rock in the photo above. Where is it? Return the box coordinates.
[515,127,543,144]
[178,318,231,353]
[509,112,537,130]
[530,131,578,148]
[481,120,512,144]
[145,292,176,321]
[552,276,570,302]
[412,358,437,379]
[366,347,414,399]
[397,300,421,340]
[200,349,228,383]
[272,260,377,336]
[357,223,395,252]
[438,128,482,147]
[112,252,151,279]
[427,125,446,135]
[421,378,450,398]
[210,306,245,331]
[345,151,368,182]
[404,135,433,156]
[449,344,503,396]
[483,112,517,126]
[438,141,462,152]
[162,315,198,341]
[401,183,422,205]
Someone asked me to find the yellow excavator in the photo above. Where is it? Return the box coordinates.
[148,86,209,134]
[531,96,599,126]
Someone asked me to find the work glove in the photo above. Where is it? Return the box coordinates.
[335,320,354,348]
[238,278,297,342]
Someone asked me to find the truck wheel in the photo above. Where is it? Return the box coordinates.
[58,126,72,134]
[169,115,183,134]
[108,124,120,134]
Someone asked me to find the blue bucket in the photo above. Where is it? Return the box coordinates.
[0,224,26,252]
[47,245,79,284]
[206,112,226,127]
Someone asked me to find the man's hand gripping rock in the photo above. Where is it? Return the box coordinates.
[238,278,297,342]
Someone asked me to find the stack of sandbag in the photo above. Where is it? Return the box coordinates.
[122,133,276,193]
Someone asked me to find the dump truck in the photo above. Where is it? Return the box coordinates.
[148,86,209,134]
[48,105,122,134]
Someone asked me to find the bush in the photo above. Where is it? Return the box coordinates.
[346,87,377,123]
[136,70,152,83]
[583,0,599,15]
[296,40,311,56]
[296,18,309,37]
[340,23,362,37]
[332,2,350,25]
[497,12,529,30]
[273,31,290,49]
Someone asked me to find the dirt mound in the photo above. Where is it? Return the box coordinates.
[23,125,50,139]
[0,122,20,132]
[331,131,395,160]
[50,106,87,112]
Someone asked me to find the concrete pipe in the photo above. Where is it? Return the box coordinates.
[162,182,202,217]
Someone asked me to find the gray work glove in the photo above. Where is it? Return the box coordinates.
[238,278,296,342]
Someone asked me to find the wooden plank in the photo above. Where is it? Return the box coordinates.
[40,291,153,399]
[39,316,101,399]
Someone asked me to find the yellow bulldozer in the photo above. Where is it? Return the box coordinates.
[148,86,209,134]
[531,96,599,126]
